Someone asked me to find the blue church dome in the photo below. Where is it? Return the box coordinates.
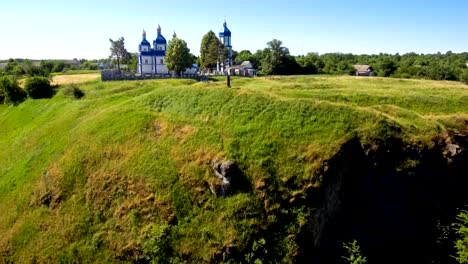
[141,38,151,46]
[154,24,167,44]
[140,30,151,46]
[219,20,231,37]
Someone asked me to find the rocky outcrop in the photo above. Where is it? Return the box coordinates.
[208,159,252,198]
[297,133,468,264]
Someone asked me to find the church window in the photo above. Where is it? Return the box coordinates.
[161,59,164,64]
[145,59,148,64]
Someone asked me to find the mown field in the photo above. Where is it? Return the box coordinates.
[0,75,467,263]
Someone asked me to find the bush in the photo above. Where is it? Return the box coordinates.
[460,69,468,85]
[0,76,27,104]
[24,76,54,99]
[454,210,468,263]
[62,84,85,99]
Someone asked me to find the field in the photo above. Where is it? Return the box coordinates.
[0,75,467,262]
[51,72,100,85]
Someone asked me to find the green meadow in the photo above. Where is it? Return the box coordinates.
[0,75,467,262]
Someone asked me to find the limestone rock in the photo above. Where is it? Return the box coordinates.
[209,160,237,197]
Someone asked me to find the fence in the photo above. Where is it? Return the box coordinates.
[100,70,198,81]
[100,70,256,81]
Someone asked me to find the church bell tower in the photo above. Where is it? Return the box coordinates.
[219,20,232,70]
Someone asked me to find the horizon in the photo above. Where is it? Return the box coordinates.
[1,0,467,60]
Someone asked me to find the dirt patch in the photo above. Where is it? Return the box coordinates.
[30,164,63,209]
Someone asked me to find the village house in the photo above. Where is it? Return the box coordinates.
[353,65,375,76]
[229,61,257,76]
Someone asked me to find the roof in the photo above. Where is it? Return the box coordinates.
[140,50,166,56]
[219,21,231,37]
[140,38,151,46]
[353,65,373,72]
[230,61,254,70]
[154,33,167,44]
[154,24,167,44]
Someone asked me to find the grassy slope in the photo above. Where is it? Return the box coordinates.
[0,75,467,262]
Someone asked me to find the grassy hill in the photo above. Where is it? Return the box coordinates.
[0,75,467,263]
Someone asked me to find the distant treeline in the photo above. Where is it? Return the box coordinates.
[231,39,468,83]
[3,40,468,83]
[0,58,114,77]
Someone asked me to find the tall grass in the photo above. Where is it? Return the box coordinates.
[0,75,467,262]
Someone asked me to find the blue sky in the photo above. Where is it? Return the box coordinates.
[1,0,467,60]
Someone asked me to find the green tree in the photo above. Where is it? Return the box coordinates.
[235,50,253,64]
[460,69,468,85]
[52,60,66,73]
[200,31,224,69]
[259,39,290,75]
[4,59,24,76]
[165,37,192,76]
[24,60,43,77]
[337,61,356,75]
[303,52,324,73]
[127,52,138,71]
[109,37,129,73]
[39,60,54,76]
[342,239,367,264]
[0,76,27,104]
[24,76,54,99]
[377,58,398,77]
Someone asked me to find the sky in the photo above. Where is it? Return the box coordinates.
[0,0,467,60]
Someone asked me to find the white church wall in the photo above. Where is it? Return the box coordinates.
[141,56,152,65]
[156,56,168,74]
[156,64,168,74]
[142,65,153,74]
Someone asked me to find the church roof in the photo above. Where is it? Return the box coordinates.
[140,30,151,46]
[154,24,167,44]
[141,39,151,46]
[219,20,231,37]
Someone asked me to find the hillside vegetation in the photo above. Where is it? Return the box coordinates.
[0,76,467,263]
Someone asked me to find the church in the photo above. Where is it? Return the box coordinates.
[138,21,233,75]
[138,25,169,75]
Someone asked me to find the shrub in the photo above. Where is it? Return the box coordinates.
[342,239,367,264]
[454,210,468,263]
[460,69,468,85]
[24,76,54,99]
[62,84,85,99]
[0,76,27,104]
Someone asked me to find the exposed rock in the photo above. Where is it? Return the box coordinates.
[209,160,237,197]
[445,143,461,158]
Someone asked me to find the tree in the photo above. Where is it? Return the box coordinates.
[0,76,27,104]
[259,39,290,75]
[303,52,324,73]
[24,60,43,77]
[165,37,192,76]
[460,69,468,85]
[4,59,24,76]
[377,58,398,77]
[39,60,54,76]
[109,37,129,73]
[52,61,66,73]
[235,50,253,64]
[127,53,139,71]
[200,31,224,69]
